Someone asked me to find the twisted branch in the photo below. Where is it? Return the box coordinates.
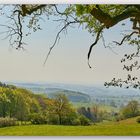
[87,25,104,68]
[113,31,138,46]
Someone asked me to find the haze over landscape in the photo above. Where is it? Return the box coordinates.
[0,11,135,85]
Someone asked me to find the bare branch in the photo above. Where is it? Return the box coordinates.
[113,31,138,45]
[43,20,79,66]
[87,25,104,68]
[52,4,66,15]
[101,33,118,55]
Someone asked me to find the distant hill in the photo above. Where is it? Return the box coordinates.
[44,88,91,103]
[8,82,140,107]
[9,82,91,103]
[24,86,90,103]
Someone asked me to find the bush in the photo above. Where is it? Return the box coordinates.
[0,117,17,127]
[61,112,79,125]
[79,115,91,126]
[71,118,81,125]
[30,113,47,124]
[47,115,59,125]
[136,117,140,123]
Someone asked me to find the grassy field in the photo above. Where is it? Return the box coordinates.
[0,117,140,136]
[73,102,118,112]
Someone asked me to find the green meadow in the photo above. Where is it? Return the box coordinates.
[0,116,140,136]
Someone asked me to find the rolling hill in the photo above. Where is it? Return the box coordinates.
[45,88,91,103]
[8,82,140,107]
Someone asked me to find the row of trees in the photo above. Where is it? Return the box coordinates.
[77,100,140,123]
[0,83,91,126]
[0,83,121,126]
[0,82,140,127]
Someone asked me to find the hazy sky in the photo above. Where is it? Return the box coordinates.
[0,5,137,85]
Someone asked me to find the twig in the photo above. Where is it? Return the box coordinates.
[43,20,79,66]
[101,33,118,55]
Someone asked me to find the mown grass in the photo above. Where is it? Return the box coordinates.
[0,117,140,136]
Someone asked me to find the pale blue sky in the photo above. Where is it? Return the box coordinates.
[0,5,137,85]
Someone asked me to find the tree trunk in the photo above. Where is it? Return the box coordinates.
[58,114,62,125]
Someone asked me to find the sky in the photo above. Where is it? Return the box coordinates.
[0,5,137,85]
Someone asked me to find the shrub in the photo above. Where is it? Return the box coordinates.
[0,117,17,127]
[30,113,47,124]
[71,118,81,125]
[47,115,59,125]
[61,112,79,125]
[136,117,140,123]
[79,115,91,126]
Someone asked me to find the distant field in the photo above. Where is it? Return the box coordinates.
[73,102,118,112]
[0,117,140,136]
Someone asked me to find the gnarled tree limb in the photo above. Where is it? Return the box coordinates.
[87,25,104,68]
[90,5,140,29]
[20,5,46,16]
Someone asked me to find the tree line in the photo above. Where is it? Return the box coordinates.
[0,83,91,126]
[0,82,140,127]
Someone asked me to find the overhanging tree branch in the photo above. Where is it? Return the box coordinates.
[43,20,80,66]
[87,25,104,68]
[113,31,139,46]
[90,5,140,29]
[20,5,47,16]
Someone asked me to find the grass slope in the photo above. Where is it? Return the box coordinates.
[0,117,140,136]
